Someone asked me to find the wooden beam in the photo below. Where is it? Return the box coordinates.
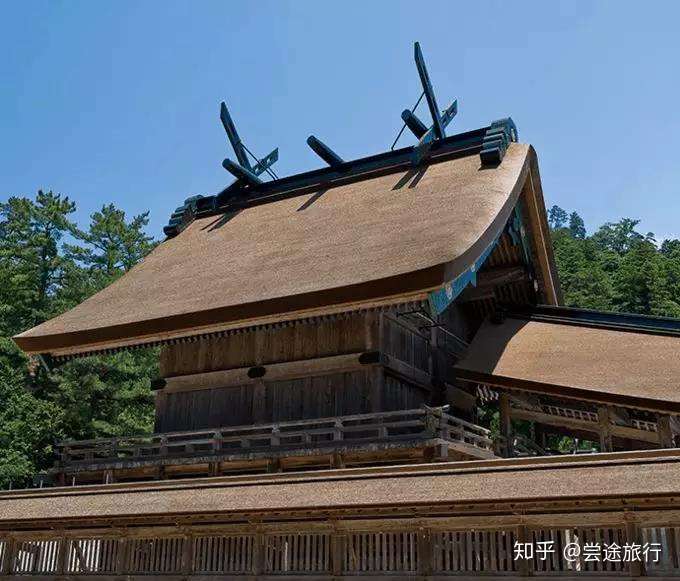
[162,352,378,393]
[458,266,529,303]
[523,165,561,305]
[510,407,659,445]
[382,354,432,390]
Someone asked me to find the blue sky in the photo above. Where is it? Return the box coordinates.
[2,1,679,241]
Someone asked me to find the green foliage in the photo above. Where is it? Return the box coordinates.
[0,191,157,488]
[0,338,64,488]
[550,206,680,318]
[46,351,156,441]
[548,205,568,230]
[568,211,586,239]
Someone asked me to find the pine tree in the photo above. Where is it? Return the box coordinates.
[548,205,568,229]
[568,212,586,239]
[0,191,157,487]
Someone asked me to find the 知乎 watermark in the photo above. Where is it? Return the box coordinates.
[513,541,662,563]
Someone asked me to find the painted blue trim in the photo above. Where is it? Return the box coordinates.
[427,233,502,316]
[507,204,531,265]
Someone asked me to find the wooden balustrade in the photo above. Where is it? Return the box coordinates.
[55,407,494,469]
[2,520,678,578]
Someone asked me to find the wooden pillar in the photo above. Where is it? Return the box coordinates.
[253,531,264,576]
[331,532,344,576]
[57,535,68,575]
[499,393,513,457]
[597,406,613,452]
[417,528,433,576]
[180,532,193,576]
[2,537,15,575]
[534,423,547,450]
[658,414,674,448]
[516,525,531,577]
[624,518,644,577]
[115,535,128,576]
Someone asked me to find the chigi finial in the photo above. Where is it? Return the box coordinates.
[220,101,279,186]
[163,41,518,237]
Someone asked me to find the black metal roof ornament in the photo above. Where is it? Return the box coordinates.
[220,102,279,186]
[163,41,518,237]
[403,42,459,164]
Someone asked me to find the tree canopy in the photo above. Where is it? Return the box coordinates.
[550,206,680,318]
[0,191,157,488]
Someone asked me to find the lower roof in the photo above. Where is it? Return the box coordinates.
[14,143,556,357]
[1,450,679,524]
[454,306,680,413]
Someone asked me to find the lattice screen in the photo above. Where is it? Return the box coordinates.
[193,535,254,574]
[66,538,118,574]
[530,527,626,574]
[264,533,330,574]
[127,537,184,574]
[13,539,61,574]
[342,532,418,573]
[642,526,680,574]
[433,530,516,573]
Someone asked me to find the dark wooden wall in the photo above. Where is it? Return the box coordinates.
[156,371,428,432]
[155,311,432,432]
[159,312,376,378]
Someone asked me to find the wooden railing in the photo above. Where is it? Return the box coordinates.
[56,407,493,467]
[3,523,678,577]
[541,404,598,423]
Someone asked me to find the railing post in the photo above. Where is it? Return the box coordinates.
[180,531,193,576]
[417,527,433,576]
[423,408,437,438]
[159,435,168,456]
[271,426,280,447]
[1,537,15,575]
[438,413,450,440]
[333,419,344,441]
[624,516,644,577]
[331,532,344,576]
[212,431,223,452]
[253,530,265,576]
[57,535,68,575]
[115,533,128,576]
[516,525,531,577]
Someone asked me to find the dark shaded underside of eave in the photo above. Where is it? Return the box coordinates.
[455,368,680,415]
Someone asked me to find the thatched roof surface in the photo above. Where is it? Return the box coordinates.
[455,314,680,412]
[15,144,544,356]
[1,450,678,524]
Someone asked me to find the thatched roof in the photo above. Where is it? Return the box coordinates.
[1,450,678,524]
[15,143,556,357]
[455,309,680,412]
